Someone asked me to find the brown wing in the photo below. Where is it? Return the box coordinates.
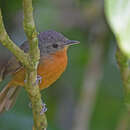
[2,56,21,78]
[2,41,29,79]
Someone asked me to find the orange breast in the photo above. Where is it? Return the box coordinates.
[9,48,68,90]
[38,48,67,89]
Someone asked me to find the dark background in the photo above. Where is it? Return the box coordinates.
[0,0,125,130]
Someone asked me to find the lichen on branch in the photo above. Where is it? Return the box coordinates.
[23,0,40,66]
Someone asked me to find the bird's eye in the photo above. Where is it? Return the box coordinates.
[52,44,58,48]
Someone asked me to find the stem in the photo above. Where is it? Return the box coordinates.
[116,48,130,109]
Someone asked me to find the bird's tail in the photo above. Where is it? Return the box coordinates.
[0,84,21,113]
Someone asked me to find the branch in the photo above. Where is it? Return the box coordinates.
[23,0,40,65]
[23,0,47,129]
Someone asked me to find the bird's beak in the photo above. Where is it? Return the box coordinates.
[64,40,80,46]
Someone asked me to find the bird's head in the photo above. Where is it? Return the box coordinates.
[38,30,80,55]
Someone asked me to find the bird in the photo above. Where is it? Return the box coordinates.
[0,30,79,113]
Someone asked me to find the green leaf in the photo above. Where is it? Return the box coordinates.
[105,0,130,58]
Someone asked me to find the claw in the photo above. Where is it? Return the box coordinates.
[29,101,47,114]
[40,103,48,115]
[25,75,42,86]
[35,75,42,85]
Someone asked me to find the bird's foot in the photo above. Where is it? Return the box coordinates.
[25,75,42,85]
[28,101,47,114]
[34,75,42,86]
[40,103,48,115]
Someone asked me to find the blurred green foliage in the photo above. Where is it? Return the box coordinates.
[105,0,130,57]
[0,0,125,130]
